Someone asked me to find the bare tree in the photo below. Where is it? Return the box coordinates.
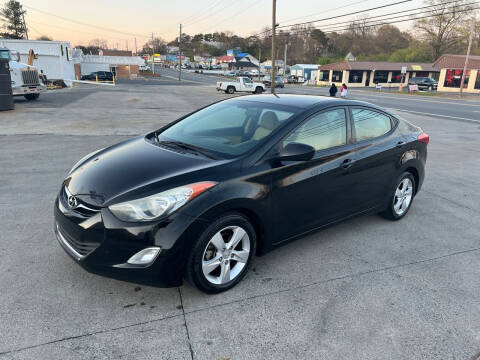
[89,38,108,49]
[141,37,166,55]
[416,0,474,59]
[37,35,52,41]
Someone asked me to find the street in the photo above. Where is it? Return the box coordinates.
[158,67,480,123]
[1,78,480,359]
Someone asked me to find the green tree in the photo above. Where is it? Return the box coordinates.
[388,41,433,62]
[0,0,27,39]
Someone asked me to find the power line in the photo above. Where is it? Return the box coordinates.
[180,0,225,26]
[183,0,239,28]
[27,19,130,42]
[279,0,370,25]
[23,4,151,38]
[305,1,478,33]
[274,6,478,36]
[252,0,414,37]
[200,0,263,34]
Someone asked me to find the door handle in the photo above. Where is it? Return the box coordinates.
[341,158,355,169]
[396,141,406,148]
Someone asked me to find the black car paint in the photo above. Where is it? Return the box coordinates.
[54,95,426,287]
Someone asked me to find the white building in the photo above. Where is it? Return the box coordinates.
[78,54,144,78]
[0,39,75,82]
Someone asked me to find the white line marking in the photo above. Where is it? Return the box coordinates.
[352,91,480,106]
[387,108,480,123]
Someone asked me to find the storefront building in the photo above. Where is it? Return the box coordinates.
[317,61,439,88]
[434,54,480,94]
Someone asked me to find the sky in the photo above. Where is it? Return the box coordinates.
[12,0,425,50]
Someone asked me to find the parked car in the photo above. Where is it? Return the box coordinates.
[224,71,238,77]
[408,77,438,91]
[80,71,114,81]
[287,75,299,83]
[263,75,284,88]
[139,65,151,71]
[216,77,265,94]
[54,95,428,294]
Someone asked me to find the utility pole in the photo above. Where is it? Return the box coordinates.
[459,15,476,97]
[178,24,182,81]
[151,33,155,74]
[22,13,28,40]
[258,46,261,81]
[283,43,287,77]
[134,37,137,56]
[271,0,276,94]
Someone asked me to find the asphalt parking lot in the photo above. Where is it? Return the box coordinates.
[1,79,480,359]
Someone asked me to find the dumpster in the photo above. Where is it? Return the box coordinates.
[0,47,14,111]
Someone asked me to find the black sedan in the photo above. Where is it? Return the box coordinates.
[80,71,114,81]
[54,95,428,293]
[408,77,438,91]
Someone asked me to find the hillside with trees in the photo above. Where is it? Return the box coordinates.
[157,0,478,64]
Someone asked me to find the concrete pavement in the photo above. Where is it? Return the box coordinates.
[1,80,480,359]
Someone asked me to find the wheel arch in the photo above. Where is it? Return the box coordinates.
[404,166,419,195]
[192,199,270,256]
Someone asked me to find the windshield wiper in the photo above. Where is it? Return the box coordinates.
[158,140,217,159]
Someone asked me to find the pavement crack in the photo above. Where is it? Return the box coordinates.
[184,246,480,316]
[422,189,479,214]
[3,247,480,356]
[0,313,181,356]
[178,287,195,360]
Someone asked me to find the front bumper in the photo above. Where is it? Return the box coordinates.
[53,195,206,287]
[12,84,46,96]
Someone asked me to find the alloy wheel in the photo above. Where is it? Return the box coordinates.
[201,226,250,285]
[393,178,413,216]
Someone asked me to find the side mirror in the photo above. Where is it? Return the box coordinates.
[277,143,315,162]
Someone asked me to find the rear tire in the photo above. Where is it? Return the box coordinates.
[186,212,256,294]
[227,86,235,94]
[428,85,433,91]
[380,172,416,220]
[254,87,263,94]
[24,93,39,101]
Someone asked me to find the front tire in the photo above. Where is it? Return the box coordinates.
[24,93,39,101]
[186,212,256,293]
[380,172,415,220]
[254,86,263,94]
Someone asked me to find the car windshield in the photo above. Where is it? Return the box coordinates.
[157,99,299,158]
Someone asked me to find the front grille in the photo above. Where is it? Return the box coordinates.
[61,186,101,218]
[56,223,100,257]
[21,69,40,85]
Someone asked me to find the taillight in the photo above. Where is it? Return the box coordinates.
[418,133,429,145]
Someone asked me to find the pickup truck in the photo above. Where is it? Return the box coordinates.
[216,77,265,94]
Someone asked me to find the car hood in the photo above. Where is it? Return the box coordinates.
[64,136,223,206]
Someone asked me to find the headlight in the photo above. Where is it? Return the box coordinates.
[108,181,217,222]
[69,148,104,174]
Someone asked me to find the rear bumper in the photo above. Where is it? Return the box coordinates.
[53,195,205,287]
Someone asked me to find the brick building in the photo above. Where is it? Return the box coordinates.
[317,61,439,88]
[433,54,480,94]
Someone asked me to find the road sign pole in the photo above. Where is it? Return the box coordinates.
[178,24,182,82]
[271,0,276,95]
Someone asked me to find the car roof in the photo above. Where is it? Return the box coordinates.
[231,94,385,112]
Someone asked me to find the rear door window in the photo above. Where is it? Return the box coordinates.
[351,108,392,141]
[284,108,347,151]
